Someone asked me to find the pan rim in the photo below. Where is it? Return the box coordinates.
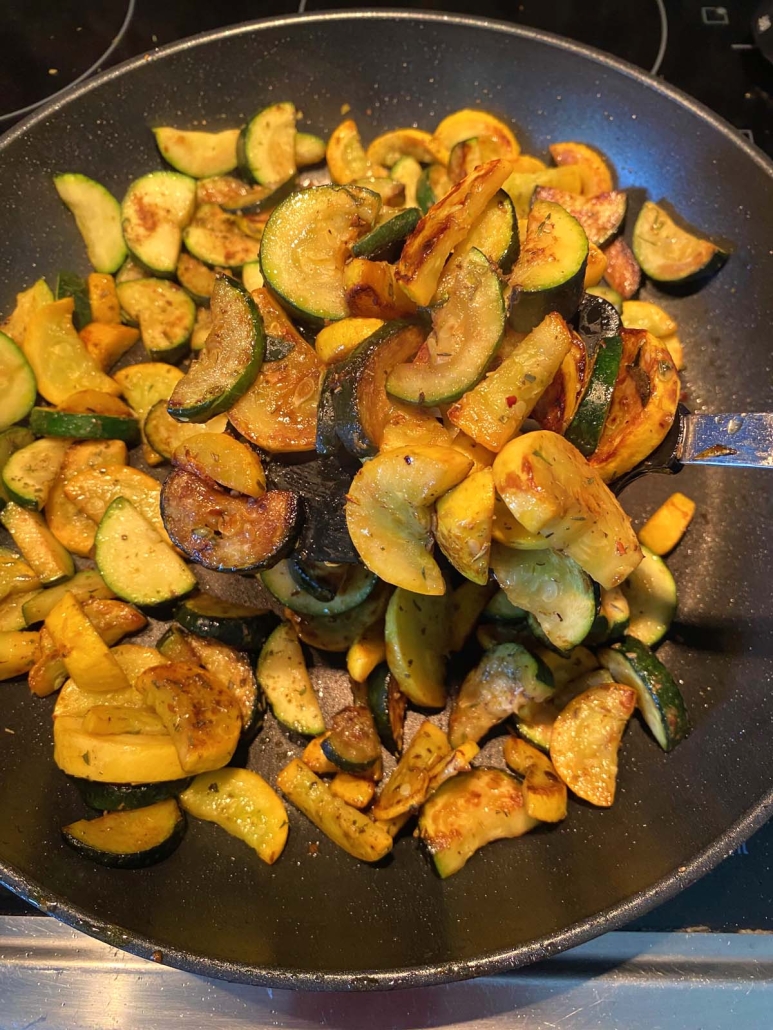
[1,8,772,992]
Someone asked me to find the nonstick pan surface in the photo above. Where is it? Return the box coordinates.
[1,11,772,991]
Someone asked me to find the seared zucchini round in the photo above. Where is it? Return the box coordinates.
[366,663,407,755]
[62,799,186,869]
[74,777,192,812]
[175,592,279,651]
[261,559,377,617]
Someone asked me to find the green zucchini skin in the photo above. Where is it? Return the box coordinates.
[74,777,192,812]
[599,635,689,751]
[351,208,421,261]
[622,547,677,647]
[28,408,140,444]
[62,801,186,869]
[55,271,92,330]
[175,594,279,651]
[564,335,623,457]
[325,320,424,458]
[320,705,382,773]
[287,558,338,602]
[261,559,377,617]
[167,275,265,423]
[366,663,407,755]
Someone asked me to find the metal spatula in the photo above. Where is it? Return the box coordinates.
[612,405,773,493]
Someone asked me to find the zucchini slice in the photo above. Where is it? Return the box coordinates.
[75,778,191,813]
[366,663,406,755]
[143,402,228,461]
[564,335,623,457]
[176,253,216,305]
[366,127,448,168]
[599,636,689,751]
[491,543,597,654]
[180,768,288,864]
[161,469,300,573]
[62,799,185,869]
[416,163,453,213]
[449,643,553,747]
[492,431,642,589]
[435,467,495,585]
[238,102,297,188]
[621,546,677,647]
[387,248,505,406]
[167,275,264,422]
[285,582,390,653]
[508,200,588,333]
[0,589,41,632]
[550,683,636,806]
[113,360,185,465]
[260,184,381,322]
[385,588,448,709]
[321,705,381,774]
[137,660,242,774]
[633,200,726,283]
[0,333,35,432]
[603,237,642,300]
[396,159,513,305]
[322,320,425,457]
[256,622,325,736]
[95,497,196,606]
[459,190,520,272]
[448,136,512,181]
[64,464,168,544]
[55,270,92,331]
[532,187,627,247]
[23,298,120,405]
[586,284,623,313]
[29,407,140,444]
[2,438,70,510]
[116,278,195,363]
[276,758,393,863]
[54,173,127,273]
[0,427,36,506]
[351,207,421,261]
[585,585,630,645]
[1,504,74,584]
[503,736,567,822]
[183,633,267,740]
[176,593,278,652]
[446,311,572,452]
[182,204,261,269]
[482,588,527,623]
[371,720,450,822]
[261,559,376,617]
[153,127,240,178]
[0,548,42,602]
[121,171,196,276]
[295,131,326,166]
[419,768,537,878]
[345,445,472,595]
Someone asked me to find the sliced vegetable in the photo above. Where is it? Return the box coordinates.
[326,118,380,184]
[564,334,623,457]
[347,618,387,683]
[366,127,448,167]
[64,463,167,542]
[493,431,642,588]
[180,768,287,864]
[366,663,406,754]
[508,200,588,333]
[416,163,452,213]
[153,126,240,178]
[345,445,472,595]
[28,406,139,444]
[22,569,112,625]
[95,497,196,605]
[54,174,127,273]
[256,622,325,735]
[79,322,139,370]
[0,630,39,680]
[285,582,390,653]
[602,237,641,300]
[385,588,448,708]
[238,102,297,187]
[390,155,422,208]
[600,635,689,750]
[449,643,554,746]
[621,546,678,647]
[343,257,418,319]
[503,736,568,822]
[62,799,185,869]
[491,497,546,550]
[585,586,630,645]
[0,428,36,507]
[276,758,393,863]
[121,171,196,276]
[549,141,614,196]
[321,706,381,774]
[0,589,41,632]
[171,433,265,499]
[315,317,384,365]
[1,504,74,583]
[419,768,537,878]
[435,467,495,585]
[330,774,376,810]
[161,469,300,572]
[501,167,582,219]
[633,200,726,282]
[372,721,451,821]
[116,278,195,363]
[638,492,696,555]
[396,159,513,306]
[458,190,519,272]
[0,332,36,431]
[112,360,184,465]
[2,438,70,510]
[54,712,187,781]
[137,660,241,774]
[143,401,228,460]
[621,299,678,337]
[550,683,636,805]
[433,109,519,159]
[260,184,380,322]
[261,559,376,617]
[182,204,261,269]
[295,131,326,166]
[55,271,92,331]
[351,207,421,261]
[532,187,626,246]
[175,593,277,651]
[387,248,504,405]
[74,778,190,812]
[446,311,572,452]
[44,592,130,694]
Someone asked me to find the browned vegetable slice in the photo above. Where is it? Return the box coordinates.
[548,141,614,196]
[160,468,300,572]
[602,236,642,299]
[532,187,626,246]
[531,328,590,434]
[371,720,451,822]
[549,683,636,806]
[343,259,418,320]
[503,735,567,822]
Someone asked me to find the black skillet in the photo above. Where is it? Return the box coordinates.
[1,11,772,991]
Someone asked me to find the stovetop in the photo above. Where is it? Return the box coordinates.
[1,0,773,942]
